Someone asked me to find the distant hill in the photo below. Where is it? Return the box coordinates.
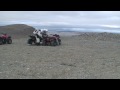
[78,32,120,41]
[0,24,35,39]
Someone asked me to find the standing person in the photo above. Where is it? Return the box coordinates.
[40,29,48,45]
[41,29,48,37]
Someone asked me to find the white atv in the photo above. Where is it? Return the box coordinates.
[28,29,48,45]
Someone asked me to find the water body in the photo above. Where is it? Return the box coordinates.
[34,26,120,34]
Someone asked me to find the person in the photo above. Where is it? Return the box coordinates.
[33,29,42,43]
[39,29,49,45]
[41,29,48,38]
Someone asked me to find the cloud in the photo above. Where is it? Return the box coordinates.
[101,25,120,28]
[0,11,120,27]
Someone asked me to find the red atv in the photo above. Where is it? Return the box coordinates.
[52,34,61,45]
[42,34,61,46]
[0,33,12,45]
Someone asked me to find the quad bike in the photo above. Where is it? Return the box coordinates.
[42,34,61,46]
[27,34,61,46]
[53,34,61,45]
[29,29,62,46]
[0,34,12,45]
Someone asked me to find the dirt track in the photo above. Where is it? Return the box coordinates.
[0,34,120,79]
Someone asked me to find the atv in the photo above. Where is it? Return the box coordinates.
[52,34,61,45]
[0,34,12,45]
[43,34,61,46]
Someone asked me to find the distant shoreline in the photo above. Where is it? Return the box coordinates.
[1,24,120,34]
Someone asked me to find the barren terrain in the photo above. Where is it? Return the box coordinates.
[0,24,120,79]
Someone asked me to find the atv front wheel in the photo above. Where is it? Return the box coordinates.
[28,39,33,45]
[7,39,12,44]
[51,40,57,46]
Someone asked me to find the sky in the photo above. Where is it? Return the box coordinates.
[0,11,120,28]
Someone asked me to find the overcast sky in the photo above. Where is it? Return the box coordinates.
[0,11,120,28]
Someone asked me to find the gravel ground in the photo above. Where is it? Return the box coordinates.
[0,35,120,79]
